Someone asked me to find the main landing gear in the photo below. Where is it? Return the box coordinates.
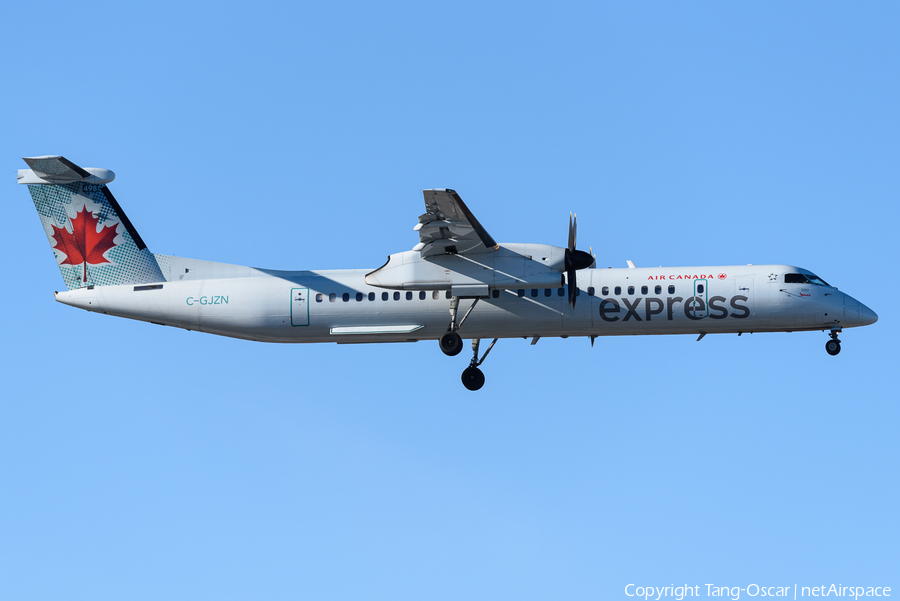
[439,295,496,390]
[825,329,842,356]
[439,296,481,357]
[439,331,463,356]
[461,338,498,391]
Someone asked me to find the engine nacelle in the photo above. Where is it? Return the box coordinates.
[365,243,566,291]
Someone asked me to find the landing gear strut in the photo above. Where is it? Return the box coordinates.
[825,329,841,356]
[439,296,481,357]
[461,337,498,391]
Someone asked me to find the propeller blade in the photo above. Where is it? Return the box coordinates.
[568,212,576,252]
[568,268,577,307]
[564,212,591,308]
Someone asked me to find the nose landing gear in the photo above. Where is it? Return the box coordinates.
[825,329,841,356]
[461,337,498,391]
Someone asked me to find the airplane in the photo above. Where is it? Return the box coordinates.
[19,155,878,390]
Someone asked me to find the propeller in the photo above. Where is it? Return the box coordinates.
[565,212,594,308]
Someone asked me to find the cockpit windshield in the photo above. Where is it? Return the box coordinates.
[784,273,830,287]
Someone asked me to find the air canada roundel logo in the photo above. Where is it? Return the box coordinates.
[717,273,727,280]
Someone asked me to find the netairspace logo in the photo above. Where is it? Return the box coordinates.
[624,584,891,600]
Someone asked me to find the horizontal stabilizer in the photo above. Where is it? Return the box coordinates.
[18,155,115,185]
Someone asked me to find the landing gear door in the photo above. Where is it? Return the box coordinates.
[690,278,709,318]
[291,287,309,326]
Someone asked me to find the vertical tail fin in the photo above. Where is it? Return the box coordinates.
[19,156,165,290]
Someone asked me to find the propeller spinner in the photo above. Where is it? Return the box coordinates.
[564,213,594,307]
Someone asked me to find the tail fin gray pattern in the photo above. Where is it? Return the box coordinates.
[20,156,164,291]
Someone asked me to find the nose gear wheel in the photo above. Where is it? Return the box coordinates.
[825,329,842,356]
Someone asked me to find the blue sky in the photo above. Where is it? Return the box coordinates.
[1,2,897,599]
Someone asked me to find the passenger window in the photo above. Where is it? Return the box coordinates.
[382,292,389,301]
[342,293,350,302]
[628,286,635,295]
[614,286,621,295]
[368,292,375,301]
[491,290,499,298]
[406,291,413,300]
[558,287,565,296]
[393,291,400,301]
[601,286,609,296]
[329,293,336,302]
[531,289,538,297]
[517,289,525,297]
[588,287,595,296]
[419,291,426,300]
[544,288,552,297]
[315,293,323,302]
[654,285,661,295]
[641,286,648,295]
[697,284,704,293]
[433,291,441,300]
[355,292,363,301]
[668,285,675,294]
[446,291,452,299]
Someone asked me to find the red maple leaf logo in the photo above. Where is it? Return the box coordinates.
[51,206,118,282]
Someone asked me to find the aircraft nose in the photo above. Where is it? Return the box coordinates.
[859,303,878,326]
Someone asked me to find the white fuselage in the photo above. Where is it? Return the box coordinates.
[54,255,877,344]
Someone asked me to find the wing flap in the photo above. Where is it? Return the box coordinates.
[417,189,497,257]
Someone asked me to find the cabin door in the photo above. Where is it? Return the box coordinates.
[291,288,309,326]
[735,277,753,315]
[689,278,709,318]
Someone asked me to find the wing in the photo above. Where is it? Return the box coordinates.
[413,189,498,257]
